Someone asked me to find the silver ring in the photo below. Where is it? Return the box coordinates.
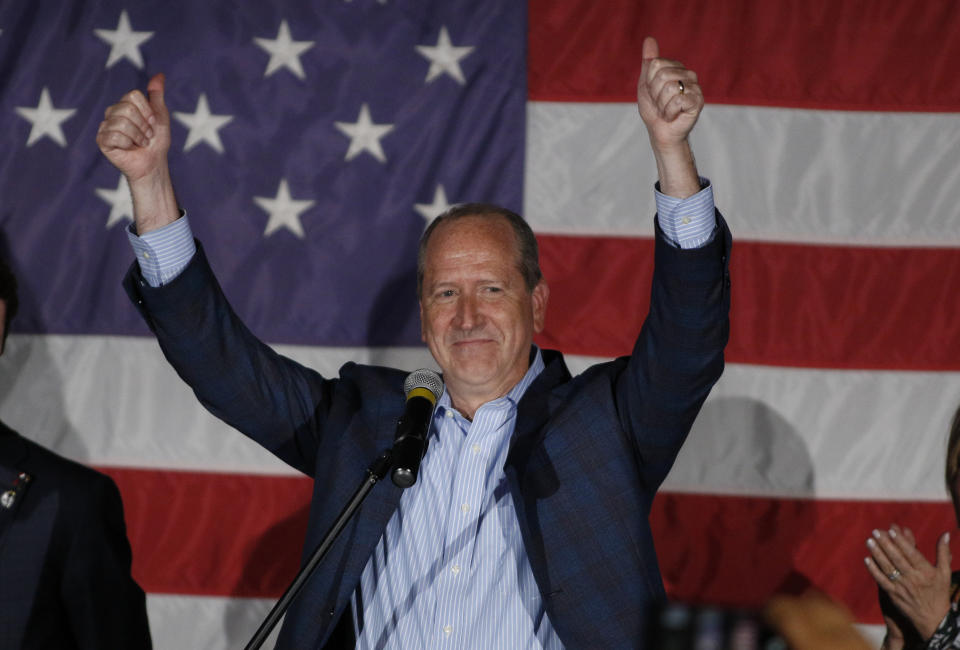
[888,568,901,582]
[677,80,685,95]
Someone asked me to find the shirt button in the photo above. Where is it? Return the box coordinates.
[471,444,481,455]
[681,216,691,225]
[461,503,470,513]
[451,564,461,575]
[142,251,151,259]
[443,625,452,636]
[445,410,454,418]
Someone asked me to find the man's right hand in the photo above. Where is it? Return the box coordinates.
[97,73,179,234]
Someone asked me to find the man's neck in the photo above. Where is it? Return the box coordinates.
[448,390,511,422]
[444,348,544,421]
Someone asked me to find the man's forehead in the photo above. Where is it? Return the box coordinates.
[427,214,515,254]
[432,212,510,233]
[428,231,517,275]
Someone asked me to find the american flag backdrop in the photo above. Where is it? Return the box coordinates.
[1,0,959,647]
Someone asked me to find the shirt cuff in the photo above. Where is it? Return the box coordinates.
[126,214,197,287]
[654,178,716,249]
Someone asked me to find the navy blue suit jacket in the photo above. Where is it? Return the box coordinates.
[124,215,730,649]
[0,422,151,649]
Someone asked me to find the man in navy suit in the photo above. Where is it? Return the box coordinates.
[0,259,152,648]
[99,37,729,648]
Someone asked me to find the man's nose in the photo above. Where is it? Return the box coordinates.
[455,295,480,330]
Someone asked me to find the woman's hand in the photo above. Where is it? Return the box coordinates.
[865,524,952,640]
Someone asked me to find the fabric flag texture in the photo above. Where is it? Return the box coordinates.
[1,0,958,647]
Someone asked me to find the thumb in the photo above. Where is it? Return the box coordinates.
[642,36,659,62]
[147,72,167,115]
[936,531,952,574]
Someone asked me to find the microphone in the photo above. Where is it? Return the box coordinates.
[391,369,444,488]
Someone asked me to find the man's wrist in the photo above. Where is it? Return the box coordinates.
[651,139,700,199]
[129,166,179,235]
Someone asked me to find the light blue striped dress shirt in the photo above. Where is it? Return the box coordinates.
[353,349,559,649]
[126,182,716,648]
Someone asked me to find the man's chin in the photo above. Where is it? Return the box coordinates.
[442,361,500,389]
[447,361,496,380]
[444,341,498,365]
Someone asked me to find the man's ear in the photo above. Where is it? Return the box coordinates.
[531,280,549,333]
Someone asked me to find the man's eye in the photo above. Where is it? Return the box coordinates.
[484,286,502,293]
[439,289,456,298]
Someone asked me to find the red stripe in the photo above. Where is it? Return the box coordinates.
[535,235,960,371]
[528,0,960,111]
[651,492,955,624]
[104,466,953,624]
[104,467,312,597]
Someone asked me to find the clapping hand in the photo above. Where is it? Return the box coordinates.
[865,524,952,641]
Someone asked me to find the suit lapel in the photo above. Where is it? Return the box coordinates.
[363,397,405,523]
[302,384,405,647]
[507,348,570,470]
[503,349,571,604]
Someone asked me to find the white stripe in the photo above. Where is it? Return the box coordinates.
[856,623,886,648]
[525,101,960,246]
[674,364,958,500]
[564,356,958,500]
[1,334,955,500]
[142,593,886,649]
[146,594,280,650]
[145,594,885,649]
[0,334,436,475]
[141,593,889,649]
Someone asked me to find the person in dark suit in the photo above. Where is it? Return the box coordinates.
[0,258,152,649]
[98,37,730,648]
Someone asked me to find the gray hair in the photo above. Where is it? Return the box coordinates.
[416,203,542,297]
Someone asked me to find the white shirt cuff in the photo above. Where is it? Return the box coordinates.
[654,178,716,249]
[126,214,197,287]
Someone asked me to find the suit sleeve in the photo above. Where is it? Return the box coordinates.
[60,473,152,649]
[615,211,732,489]
[123,242,335,476]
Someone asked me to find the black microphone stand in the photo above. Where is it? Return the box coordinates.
[244,449,395,650]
